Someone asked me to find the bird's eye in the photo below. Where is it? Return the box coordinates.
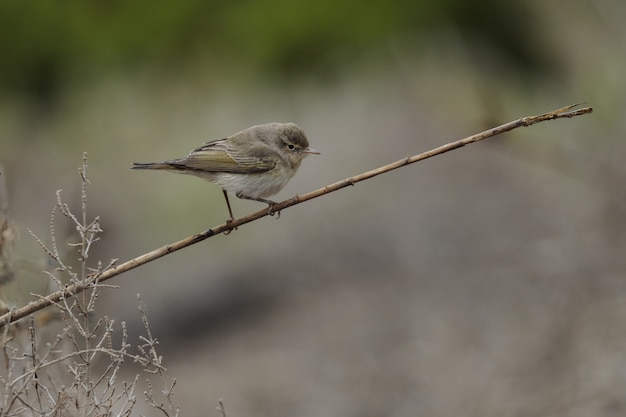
[287,144,296,150]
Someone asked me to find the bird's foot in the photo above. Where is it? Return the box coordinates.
[267,203,281,219]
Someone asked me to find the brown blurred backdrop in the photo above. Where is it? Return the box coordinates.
[1,0,626,415]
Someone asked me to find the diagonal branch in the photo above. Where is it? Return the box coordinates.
[0,103,592,329]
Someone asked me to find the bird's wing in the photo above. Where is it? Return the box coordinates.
[172,138,276,173]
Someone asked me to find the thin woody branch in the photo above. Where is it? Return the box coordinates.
[0,103,592,329]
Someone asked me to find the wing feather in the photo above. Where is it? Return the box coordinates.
[169,138,276,173]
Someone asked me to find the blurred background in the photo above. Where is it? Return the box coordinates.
[1,0,626,415]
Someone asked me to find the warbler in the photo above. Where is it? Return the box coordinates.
[132,122,319,220]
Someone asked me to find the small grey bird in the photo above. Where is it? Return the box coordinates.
[132,122,319,220]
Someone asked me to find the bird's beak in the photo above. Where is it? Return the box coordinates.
[304,147,320,155]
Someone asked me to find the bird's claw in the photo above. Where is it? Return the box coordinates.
[267,204,281,219]
[224,217,237,234]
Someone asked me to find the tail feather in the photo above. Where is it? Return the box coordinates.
[131,162,171,170]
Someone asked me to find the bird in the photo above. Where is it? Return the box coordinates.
[132,122,319,220]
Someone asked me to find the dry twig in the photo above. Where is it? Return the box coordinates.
[1,158,181,416]
[0,103,592,329]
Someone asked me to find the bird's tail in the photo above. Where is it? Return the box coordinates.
[131,162,172,170]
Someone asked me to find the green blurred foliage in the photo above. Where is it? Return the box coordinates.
[0,0,210,100]
[0,0,552,102]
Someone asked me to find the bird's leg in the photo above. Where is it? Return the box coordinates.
[222,189,235,222]
[235,192,279,217]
